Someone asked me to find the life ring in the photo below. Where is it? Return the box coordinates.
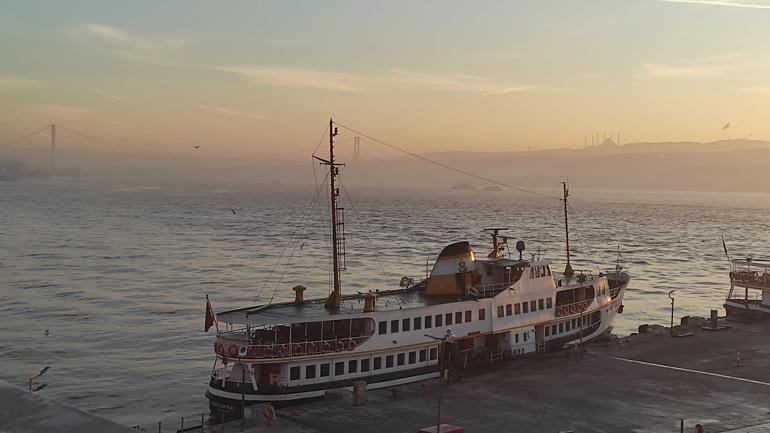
[279,345,289,357]
[238,345,248,357]
[400,276,411,287]
[262,404,275,422]
[336,341,345,352]
[228,345,238,357]
[348,339,357,351]
[729,271,735,279]
[322,342,331,353]
[216,343,225,354]
[293,344,304,356]
[556,306,563,316]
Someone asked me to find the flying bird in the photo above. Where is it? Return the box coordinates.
[193,145,201,149]
[230,208,237,215]
[722,122,730,130]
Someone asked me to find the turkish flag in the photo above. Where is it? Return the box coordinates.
[205,296,217,332]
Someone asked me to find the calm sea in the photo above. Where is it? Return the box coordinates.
[2,178,769,425]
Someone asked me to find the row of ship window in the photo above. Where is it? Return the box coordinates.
[378,308,487,335]
[497,298,553,318]
[544,315,593,338]
[289,348,439,381]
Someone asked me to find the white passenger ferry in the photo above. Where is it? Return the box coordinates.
[205,120,630,414]
[724,257,770,322]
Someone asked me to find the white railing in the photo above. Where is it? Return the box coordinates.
[469,282,513,298]
[554,300,591,317]
[214,335,371,360]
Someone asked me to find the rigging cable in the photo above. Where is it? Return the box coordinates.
[333,121,561,200]
[253,169,329,305]
[338,177,397,288]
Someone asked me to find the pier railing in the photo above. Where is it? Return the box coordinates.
[214,335,371,360]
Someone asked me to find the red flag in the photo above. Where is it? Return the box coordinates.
[205,295,217,332]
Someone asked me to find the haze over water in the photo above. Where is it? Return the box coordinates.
[2,178,769,425]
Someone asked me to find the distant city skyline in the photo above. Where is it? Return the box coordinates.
[2,0,770,159]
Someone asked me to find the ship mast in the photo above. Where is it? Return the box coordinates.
[314,118,345,310]
[562,181,574,277]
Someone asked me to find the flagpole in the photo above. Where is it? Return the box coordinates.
[206,293,219,333]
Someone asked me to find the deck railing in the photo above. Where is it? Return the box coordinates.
[214,335,371,360]
[554,300,592,317]
[469,282,513,298]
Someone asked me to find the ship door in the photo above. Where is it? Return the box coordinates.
[455,273,465,292]
[534,325,545,353]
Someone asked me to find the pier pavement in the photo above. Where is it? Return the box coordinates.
[240,320,770,433]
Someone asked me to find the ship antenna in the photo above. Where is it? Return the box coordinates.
[314,118,345,310]
[562,181,574,277]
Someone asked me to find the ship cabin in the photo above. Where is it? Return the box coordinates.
[725,258,770,322]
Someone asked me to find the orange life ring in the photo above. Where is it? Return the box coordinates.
[347,339,357,351]
[293,344,304,356]
[335,341,344,352]
[228,345,238,357]
[279,345,289,357]
[262,405,275,421]
[556,306,563,316]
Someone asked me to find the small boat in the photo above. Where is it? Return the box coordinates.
[724,257,770,322]
[205,120,630,416]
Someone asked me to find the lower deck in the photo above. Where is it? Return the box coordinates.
[207,292,624,411]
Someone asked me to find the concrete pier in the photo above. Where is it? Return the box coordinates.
[247,319,770,433]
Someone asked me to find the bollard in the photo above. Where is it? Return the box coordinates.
[736,351,742,367]
[181,416,184,431]
[680,418,684,433]
[158,420,161,433]
[201,413,205,433]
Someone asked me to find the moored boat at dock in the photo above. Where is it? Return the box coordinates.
[724,258,770,322]
[205,119,630,416]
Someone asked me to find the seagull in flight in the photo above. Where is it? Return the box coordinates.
[193,145,201,150]
[230,208,237,215]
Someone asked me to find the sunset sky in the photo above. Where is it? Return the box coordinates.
[2,0,770,158]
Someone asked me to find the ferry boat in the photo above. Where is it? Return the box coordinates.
[724,258,770,322]
[205,119,630,415]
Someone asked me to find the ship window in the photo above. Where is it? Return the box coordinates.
[506,304,512,316]
[445,313,453,325]
[455,311,462,324]
[402,318,410,332]
[514,333,519,343]
[335,361,344,376]
[391,320,399,333]
[397,353,405,366]
[320,363,330,377]
[478,308,486,321]
[522,302,529,313]
[551,325,557,335]
[409,351,417,364]
[566,321,571,331]
[545,327,550,337]
[546,298,553,309]
[465,310,471,322]
[290,366,300,381]
[529,268,535,279]
[414,317,422,330]
[523,332,528,341]
[497,306,504,318]
[538,299,544,310]
[425,316,433,328]
[419,349,427,362]
[435,314,443,327]
[514,303,521,314]
[306,365,316,379]
[378,321,387,335]
[361,358,370,372]
[429,348,438,360]
[386,355,394,368]
[348,360,358,373]
[572,319,577,328]
[373,357,382,370]
[559,323,564,333]
[530,300,537,311]
[546,266,552,276]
